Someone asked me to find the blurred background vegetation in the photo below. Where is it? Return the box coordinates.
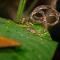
[0,0,59,60]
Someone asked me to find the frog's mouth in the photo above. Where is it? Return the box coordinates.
[30,5,59,26]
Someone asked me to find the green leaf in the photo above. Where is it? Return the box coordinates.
[0,18,57,60]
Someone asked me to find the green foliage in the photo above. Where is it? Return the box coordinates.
[0,0,58,60]
[0,18,57,60]
[16,0,27,22]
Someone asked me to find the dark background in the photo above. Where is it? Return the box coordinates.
[24,0,60,13]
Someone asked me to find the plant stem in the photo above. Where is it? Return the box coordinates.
[16,0,27,23]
